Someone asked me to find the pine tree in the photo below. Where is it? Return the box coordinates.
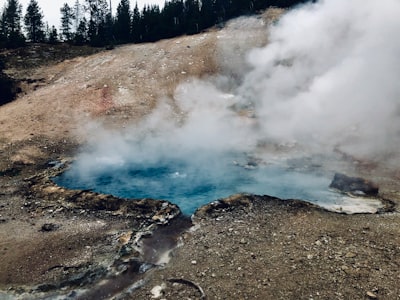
[60,3,74,42]
[0,10,6,47]
[85,0,110,46]
[47,25,59,44]
[115,0,131,43]
[184,0,200,34]
[199,0,216,30]
[131,2,142,42]
[24,0,45,42]
[141,4,161,42]
[3,0,22,35]
[85,0,109,29]
[74,17,87,45]
[229,0,253,18]
[2,0,25,48]
[214,0,229,24]
[161,0,184,38]
[103,10,114,47]
[73,0,84,31]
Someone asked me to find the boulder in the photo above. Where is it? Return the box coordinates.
[329,173,379,196]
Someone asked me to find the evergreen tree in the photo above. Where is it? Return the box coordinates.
[199,0,216,30]
[214,0,229,23]
[131,2,142,42]
[0,10,7,47]
[87,18,97,43]
[85,0,110,46]
[3,0,22,35]
[161,0,184,38]
[184,0,200,34]
[103,10,114,47]
[64,0,315,47]
[85,0,109,29]
[115,0,131,43]
[24,0,45,42]
[2,0,25,48]
[47,25,59,44]
[74,17,87,45]
[73,0,84,31]
[229,0,253,17]
[60,3,74,42]
[141,4,161,42]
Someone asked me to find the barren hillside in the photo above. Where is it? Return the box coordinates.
[0,10,279,154]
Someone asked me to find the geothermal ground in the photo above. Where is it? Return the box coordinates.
[1,8,400,300]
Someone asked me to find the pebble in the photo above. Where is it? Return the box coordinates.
[345,252,357,258]
[366,291,377,299]
[40,223,59,232]
[191,260,197,265]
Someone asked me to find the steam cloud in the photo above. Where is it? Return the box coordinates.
[74,0,400,179]
[239,0,400,160]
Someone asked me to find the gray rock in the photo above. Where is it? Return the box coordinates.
[329,173,379,196]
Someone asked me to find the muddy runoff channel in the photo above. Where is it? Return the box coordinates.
[2,159,395,300]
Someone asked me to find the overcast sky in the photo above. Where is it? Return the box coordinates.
[0,0,165,28]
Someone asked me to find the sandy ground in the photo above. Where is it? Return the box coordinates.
[1,8,400,300]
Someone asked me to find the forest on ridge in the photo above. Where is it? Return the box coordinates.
[0,0,311,48]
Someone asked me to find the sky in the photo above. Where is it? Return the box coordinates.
[0,0,165,28]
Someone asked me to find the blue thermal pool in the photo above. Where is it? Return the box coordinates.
[52,155,374,215]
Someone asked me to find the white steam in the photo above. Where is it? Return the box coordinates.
[238,0,400,159]
[75,0,400,179]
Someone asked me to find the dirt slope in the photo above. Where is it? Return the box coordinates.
[0,11,279,144]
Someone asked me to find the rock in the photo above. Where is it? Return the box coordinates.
[345,252,357,258]
[40,223,60,232]
[150,283,166,298]
[366,291,377,299]
[34,283,57,292]
[329,173,379,196]
[47,160,64,169]
[194,194,253,217]
[314,240,322,246]
[118,232,132,245]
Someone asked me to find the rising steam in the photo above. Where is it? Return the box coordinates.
[72,0,400,182]
[238,0,400,160]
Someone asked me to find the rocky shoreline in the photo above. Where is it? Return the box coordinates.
[0,156,184,299]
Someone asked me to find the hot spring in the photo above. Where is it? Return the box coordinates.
[53,153,383,215]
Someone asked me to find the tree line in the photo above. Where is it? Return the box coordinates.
[0,0,311,49]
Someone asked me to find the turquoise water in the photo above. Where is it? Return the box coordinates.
[53,155,340,215]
